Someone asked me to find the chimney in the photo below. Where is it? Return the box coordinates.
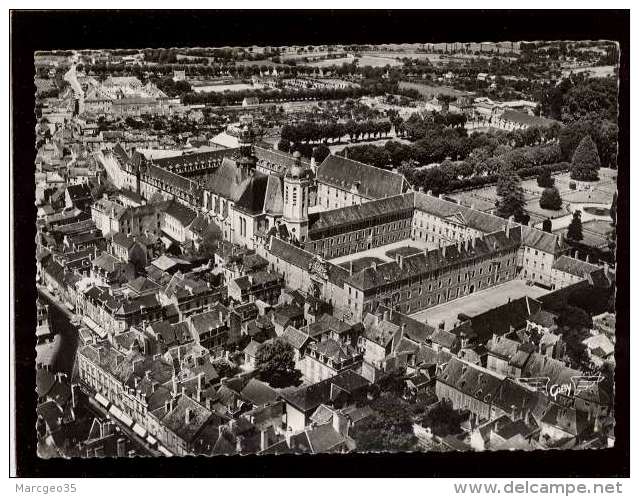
[116,437,127,457]
[260,429,270,452]
[383,309,389,322]
[506,222,510,239]
[442,244,447,257]
[510,404,517,420]
[471,237,476,249]
[371,261,377,271]
[397,254,403,269]
[71,383,79,408]
[332,411,350,437]
[185,408,193,425]
[349,260,353,276]
[172,374,178,395]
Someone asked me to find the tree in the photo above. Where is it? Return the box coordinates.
[537,169,555,188]
[312,144,330,163]
[349,393,419,452]
[570,135,600,181]
[539,187,563,211]
[542,218,553,233]
[277,139,291,153]
[496,166,526,220]
[567,210,584,241]
[419,400,465,437]
[255,338,297,387]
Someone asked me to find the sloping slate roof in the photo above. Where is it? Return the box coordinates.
[437,357,504,402]
[262,175,283,215]
[308,193,414,234]
[317,155,410,199]
[413,191,508,234]
[234,174,269,215]
[552,255,602,278]
[240,379,278,406]
[460,296,542,344]
[92,252,120,272]
[154,149,234,172]
[282,326,311,350]
[162,395,213,443]
[269,236,314,269]
[205,157,259,202]
[521,226,563,254]
[143,162,197,194]
[255,145,311,174]
[347,227,521,291]
[488,333,522,358]
[66,183,92,200]
[165,201,197,227]
[305,423,346,453]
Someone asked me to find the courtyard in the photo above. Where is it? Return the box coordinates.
[409,279,550,330]
[328,238,438,267]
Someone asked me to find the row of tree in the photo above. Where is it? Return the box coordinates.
[280,119,392,145]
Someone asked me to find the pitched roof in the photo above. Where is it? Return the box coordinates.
[165,201,197,227]
[347,228,521,291]
[552,255,602,278]
[317,154,410,199]
[414,191,508,234]
[521,225,564,254]
[281,326,311,350]
[308,193,414,236]
[240,379,278,406]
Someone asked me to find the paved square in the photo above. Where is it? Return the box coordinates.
[409,279,550,330]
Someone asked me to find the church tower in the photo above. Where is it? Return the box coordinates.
[283,151,311,243]
[236,124,257,173]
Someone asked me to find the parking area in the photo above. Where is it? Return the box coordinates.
[409,279,550,330]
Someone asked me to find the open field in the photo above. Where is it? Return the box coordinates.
[399,81,472,99]
[191,82,256,93]
[449,171,615,226]
[409,279,550,330]
[305,55,403,68]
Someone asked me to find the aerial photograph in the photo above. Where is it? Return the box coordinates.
[32,38,618,458]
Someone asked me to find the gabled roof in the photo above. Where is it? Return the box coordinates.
[317,154,410,199]
[308,193,414,235]
[165,201,197,227]
[240,378,278,406]
[347,228,521,292]
[413,191,508,234]
[552,255,602,278]
[281,326,311,350]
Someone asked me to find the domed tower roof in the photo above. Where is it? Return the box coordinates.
[287,150,307,179]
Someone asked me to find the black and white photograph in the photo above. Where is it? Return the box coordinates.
[9,8,631,486]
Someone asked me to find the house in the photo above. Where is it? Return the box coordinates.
[109,232,148,269]
[187,305,230,357]
[551,256,608,289]
[582,334,615,368]
[281,326,312,368]
[300,338,363,384]
[271,303,305,335]
[280,370,370,433]
[91,251,136,286]
[65,183,93,211]
[227,271,284,305]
